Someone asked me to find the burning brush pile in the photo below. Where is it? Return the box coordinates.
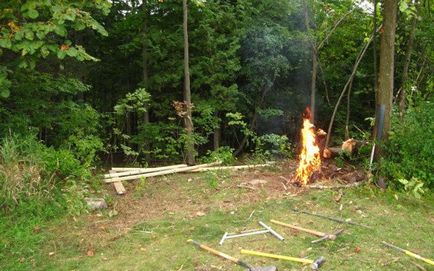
[291,108,366,186]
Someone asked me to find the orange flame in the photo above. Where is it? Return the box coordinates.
[295,108,321,185]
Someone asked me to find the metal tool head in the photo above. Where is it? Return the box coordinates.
[258,221,285,241]
[310,256,326,270]
[311,229,344,243]
[248,266,277,271]
[239,260,277,271]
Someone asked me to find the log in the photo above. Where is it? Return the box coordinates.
[341,138,366,155]
[104,161,221,183]
[188,163,275,172]
[323,147,341,158]
[110,164,188,173]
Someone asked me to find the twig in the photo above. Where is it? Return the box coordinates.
[248,210,255,220]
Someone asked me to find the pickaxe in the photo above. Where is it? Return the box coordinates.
[271,219,343,243]
[241,249,325,270]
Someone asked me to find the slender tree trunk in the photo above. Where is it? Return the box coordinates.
[398,8,417,117]
[302,0,317,123]
[310,51,317,123]
[325,30,376,148]
[142,0,151,162]
[183,0,195,165]
[344,78,353,139]
[375,0,397,142]
[213,126,221,150]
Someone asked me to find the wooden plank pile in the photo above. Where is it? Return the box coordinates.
[105,161,274,195]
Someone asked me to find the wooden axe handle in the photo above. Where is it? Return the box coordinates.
[271,219,325,237]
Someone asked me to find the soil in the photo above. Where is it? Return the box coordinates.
[52,159,366,254]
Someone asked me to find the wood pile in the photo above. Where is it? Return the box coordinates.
[104,161,275,195]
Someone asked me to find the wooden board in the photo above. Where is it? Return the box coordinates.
[110,164,188,172]
[105,164,188,179]
[113,181,126,195]
[104,161,221,183]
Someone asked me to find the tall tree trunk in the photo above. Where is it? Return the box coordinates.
[142,0,150,162]
[213,126,221,150]
[398,6,417,117]
[183,0,195,165]
[302,0,317,123]
[375,0,397,142]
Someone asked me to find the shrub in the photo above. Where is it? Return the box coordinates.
[0,134,91,212]
[254,133,292,160]
[202,146,236,165]
[382,101,434,190]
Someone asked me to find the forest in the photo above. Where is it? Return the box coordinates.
[0,0,433,270]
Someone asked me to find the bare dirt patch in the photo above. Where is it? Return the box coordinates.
[49,160,366,254]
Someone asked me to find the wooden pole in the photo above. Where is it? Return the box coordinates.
[110,164,188,172]
[106,164,188,178]
[104,161,221,183]
[189,163,275,172]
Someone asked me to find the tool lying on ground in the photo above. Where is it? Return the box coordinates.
[188,239,277,271]
[241,249,325,270]
[382,241,434,266]
[270,219,343,243]
[293,208,371,229]
[219,221,284,245]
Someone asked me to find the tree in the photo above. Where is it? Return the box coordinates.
[375,0,398,141]
[183,0,195,165]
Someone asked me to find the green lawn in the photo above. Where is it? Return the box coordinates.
[2,168,434,271]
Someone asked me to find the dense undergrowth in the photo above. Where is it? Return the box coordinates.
[382,101,434,195]
[0,134,100,269]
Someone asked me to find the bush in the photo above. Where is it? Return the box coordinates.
[202,146,236,165]
[382,101,434,191]
[0,134,91,213]
[254,133,292,160]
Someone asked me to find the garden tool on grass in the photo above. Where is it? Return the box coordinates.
[219,221,284,245]
[382,241,434,266]
[241,249,325,270]
[271,219,343,243]
[188,239,277,271]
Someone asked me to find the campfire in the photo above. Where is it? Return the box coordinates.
[295,108,321,185]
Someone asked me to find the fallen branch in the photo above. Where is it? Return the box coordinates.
[104,161,221,183]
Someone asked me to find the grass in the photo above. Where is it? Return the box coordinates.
[1,168,433,271]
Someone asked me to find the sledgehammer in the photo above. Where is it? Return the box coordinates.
[188,240,277,271]
[271,219,343,243]
[241,249,325,270]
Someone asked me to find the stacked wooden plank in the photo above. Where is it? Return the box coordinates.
[105,161,275,194]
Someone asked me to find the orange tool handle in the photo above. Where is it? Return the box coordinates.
[271,219,325,237]
[188,239,252,269]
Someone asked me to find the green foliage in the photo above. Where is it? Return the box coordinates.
[398,177,425,199]
[254,133,292,160]
[114,88,150,115]
[382,101,434,190]
[0,134,92,213]
[202,146,236,165]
